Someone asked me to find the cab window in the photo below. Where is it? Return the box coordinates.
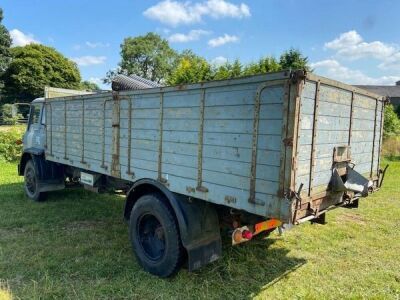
[41,105,46,125]
[29,103,42,127]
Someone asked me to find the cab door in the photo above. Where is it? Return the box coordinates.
[23,101,46,152]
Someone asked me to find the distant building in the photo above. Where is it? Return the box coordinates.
[355,81,400,108]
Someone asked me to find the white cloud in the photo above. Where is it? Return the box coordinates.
[168,29,210,43]
[85,41,110,48]
[10,29,40,47]
[324,30,400,72]
[311,59,400,85]
[211,56,228,66]
[378,52,400,71]
[143,0,250,27]
[71,56,106,66]
[208,34,239,47]
[325,30,396,60]
[88,77,102,85]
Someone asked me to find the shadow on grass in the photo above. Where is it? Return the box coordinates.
[0,181,306,299]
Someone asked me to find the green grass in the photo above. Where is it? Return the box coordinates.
[0,161,399,300]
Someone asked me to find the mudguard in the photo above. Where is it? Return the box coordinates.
[19,151,65,192]
[125,179,222,271]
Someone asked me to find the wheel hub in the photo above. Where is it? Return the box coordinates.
[137,214,166,261]
[25,168,36,194]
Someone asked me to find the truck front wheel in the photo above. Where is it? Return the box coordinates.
[129,193,183,277]
[24,160,45,201]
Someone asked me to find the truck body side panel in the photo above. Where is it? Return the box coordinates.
[45,72,292,220]
[45,71,385,222]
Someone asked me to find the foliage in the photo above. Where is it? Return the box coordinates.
[383,104,400,138]
[279,48,311,71]
[213,59,243,80]
[167,50,212,85]
[112,33,177,84]
[242,56,281,76]
[0,8,12,98]
[2,44,81,103]
[0,104,22,125]
[0,127,23,161]
[80,80,100,91]
[0,8,11,74]
[106,33,311,86]
[166,50,309,85]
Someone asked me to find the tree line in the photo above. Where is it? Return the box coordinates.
[105,32,310,86]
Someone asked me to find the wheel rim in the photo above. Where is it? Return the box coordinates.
[25,167,36,195]
[137,214,166,261]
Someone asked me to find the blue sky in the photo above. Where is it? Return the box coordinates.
[2,0,400,89]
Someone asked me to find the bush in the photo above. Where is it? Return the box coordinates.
[0,104,22,125]
[0,128,23,162]
[383,104,400,139]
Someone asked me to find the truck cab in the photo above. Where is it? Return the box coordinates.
[23,98,46,153]
[19,98,64,201]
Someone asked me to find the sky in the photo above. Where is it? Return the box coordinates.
[2,0,400,89]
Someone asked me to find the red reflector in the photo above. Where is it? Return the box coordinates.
[242,230,253,240]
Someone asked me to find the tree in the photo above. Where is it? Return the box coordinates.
[0,8,11,74]
[112,33,177,84]
[80,80,100,91]
[279,48,310,71]
[2,44,81,102]
[167,50,212,85]
[213,59,243,80]
[0,8,12,97]
[242,56,281,76]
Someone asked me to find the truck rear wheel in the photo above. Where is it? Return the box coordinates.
[24,160,45,201]
[129,193,183,277]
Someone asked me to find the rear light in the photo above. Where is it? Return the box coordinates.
[232,226,253,245]
[232,219,282,245]
[242,230,253,240]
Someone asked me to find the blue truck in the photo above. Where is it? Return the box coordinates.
[18,70,387,277]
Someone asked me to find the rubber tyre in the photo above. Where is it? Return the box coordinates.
[129,193,183,277]
[24,160,45,201]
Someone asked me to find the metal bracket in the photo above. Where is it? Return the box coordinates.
[196,186,209,193]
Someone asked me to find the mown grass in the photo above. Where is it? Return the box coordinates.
[0,161,399,299]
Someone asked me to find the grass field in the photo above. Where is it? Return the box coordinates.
[0,161,399,300]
